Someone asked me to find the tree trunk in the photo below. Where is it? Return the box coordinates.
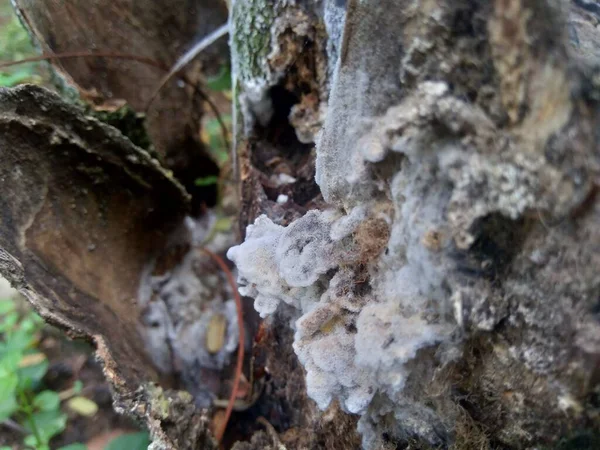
[13,0,228,214]
[0,0,599,449]
[229,0,600,448]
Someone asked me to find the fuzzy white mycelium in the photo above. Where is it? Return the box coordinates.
[227,71,550,445]
[225,90,467,436]
[139,213,241,408]
[226,0,600,446]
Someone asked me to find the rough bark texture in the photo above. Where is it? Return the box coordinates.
[13,0,227,212]
[0,85,215,450]
[229,0,600,449]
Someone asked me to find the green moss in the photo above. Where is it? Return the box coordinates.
[87,105,153,152]
[231,0,276,83]
[146,385,170,421]
[176,391,193,403]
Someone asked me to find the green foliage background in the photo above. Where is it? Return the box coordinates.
[0,0,41,87]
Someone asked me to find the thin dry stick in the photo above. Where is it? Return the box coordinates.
[0,51,164,71]
[145,23,229,112]
[0,51,230,152]
[198,247,245,444]
[1,418,27,435]
[257,417,284,447]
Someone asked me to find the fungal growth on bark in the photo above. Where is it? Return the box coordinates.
[0,0,599,449]
[228,0,600,448]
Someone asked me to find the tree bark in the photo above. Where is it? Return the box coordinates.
[13,0,228,213]
[0,85,215,449]
[13,0,228,155]
[229,0,600,448]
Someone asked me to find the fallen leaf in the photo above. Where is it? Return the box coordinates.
[18,353,46,368]
[211,409,226,438]
[67,396,98,417]
[206,313,227,354]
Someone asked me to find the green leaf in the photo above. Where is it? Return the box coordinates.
[202,115,232,166]
[26,409,67,443]
[104,431,150,450]
[0,368,18,402]
[0,70,34,87]
[23,434,37,447]
[17,359,49,390]
[0,352,19,419]
[4,328,35,353]
[194,175,219,187]
[67,396,98,417]
[73,380,83,394]
[206,64,231,92]
[23,434,49,449]
[33,391,60,412]
[0,393,18,421]
[0,351,22,376]
[58,444,88,450]
[0,299,15,315]
[19,317,38,334]
[31,313,45,326]
[0,311,19,332]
